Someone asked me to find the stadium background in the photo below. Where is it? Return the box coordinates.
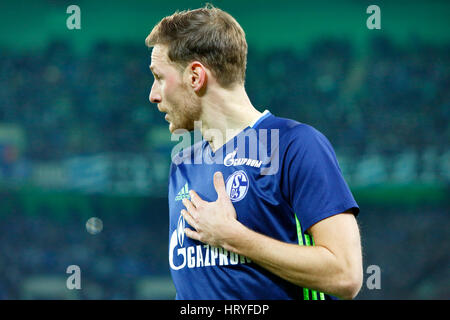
[0,0,448,299]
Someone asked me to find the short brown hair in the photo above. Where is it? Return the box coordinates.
[145,4,247,88]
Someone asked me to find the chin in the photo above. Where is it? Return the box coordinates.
[169,122,182,133]
[169,120,193,133]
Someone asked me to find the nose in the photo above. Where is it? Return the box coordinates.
[149,82,162,104]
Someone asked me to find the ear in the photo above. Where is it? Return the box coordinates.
[188,61,207,93]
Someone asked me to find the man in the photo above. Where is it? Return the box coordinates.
[146,5,363,300]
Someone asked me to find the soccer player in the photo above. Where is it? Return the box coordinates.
[146,5,363,300]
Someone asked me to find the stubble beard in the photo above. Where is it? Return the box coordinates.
[173,86,202,132]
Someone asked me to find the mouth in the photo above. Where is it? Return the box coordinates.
[158,106,170,122]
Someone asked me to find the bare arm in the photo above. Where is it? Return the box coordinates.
[222,211,363,299]
[182,172,363,300]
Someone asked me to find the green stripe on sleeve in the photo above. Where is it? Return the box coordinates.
[294,214,304,246]
[304,233,311,246]
[303,288,310,300]
[295,214,310,300]
[294,213,326,301]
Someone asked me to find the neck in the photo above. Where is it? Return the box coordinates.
[199,85,262,152]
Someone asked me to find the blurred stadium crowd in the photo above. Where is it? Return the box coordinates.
[0,202,447,299]
[0,37,448,190]
[0,37,449,158]
[0,36,448,299]
[0,204,169,299]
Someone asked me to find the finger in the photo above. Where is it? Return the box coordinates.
[184,227,201,242]
[181,209,198,230]
[189,190,206,208]
[213,171,228,200]
[182,198,197,214]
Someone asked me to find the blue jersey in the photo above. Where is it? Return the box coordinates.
[168,111,359,300]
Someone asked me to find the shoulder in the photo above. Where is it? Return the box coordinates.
[261,114,330,151]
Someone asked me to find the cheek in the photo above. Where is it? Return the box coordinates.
[163,73,180,95]
[165,77,187,109]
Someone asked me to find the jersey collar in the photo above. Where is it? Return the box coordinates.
[249,109,271,129]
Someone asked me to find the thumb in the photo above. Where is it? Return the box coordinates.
[213,171,228,200]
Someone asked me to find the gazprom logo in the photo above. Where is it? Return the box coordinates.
[225,170,249,202]
[177,214,185,247]
[224,148,262,168]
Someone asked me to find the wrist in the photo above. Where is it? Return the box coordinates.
[222,219,249,254]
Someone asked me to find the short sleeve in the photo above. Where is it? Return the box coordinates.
[281,124,359,233]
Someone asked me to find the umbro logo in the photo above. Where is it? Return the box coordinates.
[175,183,190,201]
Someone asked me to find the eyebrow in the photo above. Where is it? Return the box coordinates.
[149,65,159,74]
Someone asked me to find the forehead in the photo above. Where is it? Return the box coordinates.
[150,45,171,71]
